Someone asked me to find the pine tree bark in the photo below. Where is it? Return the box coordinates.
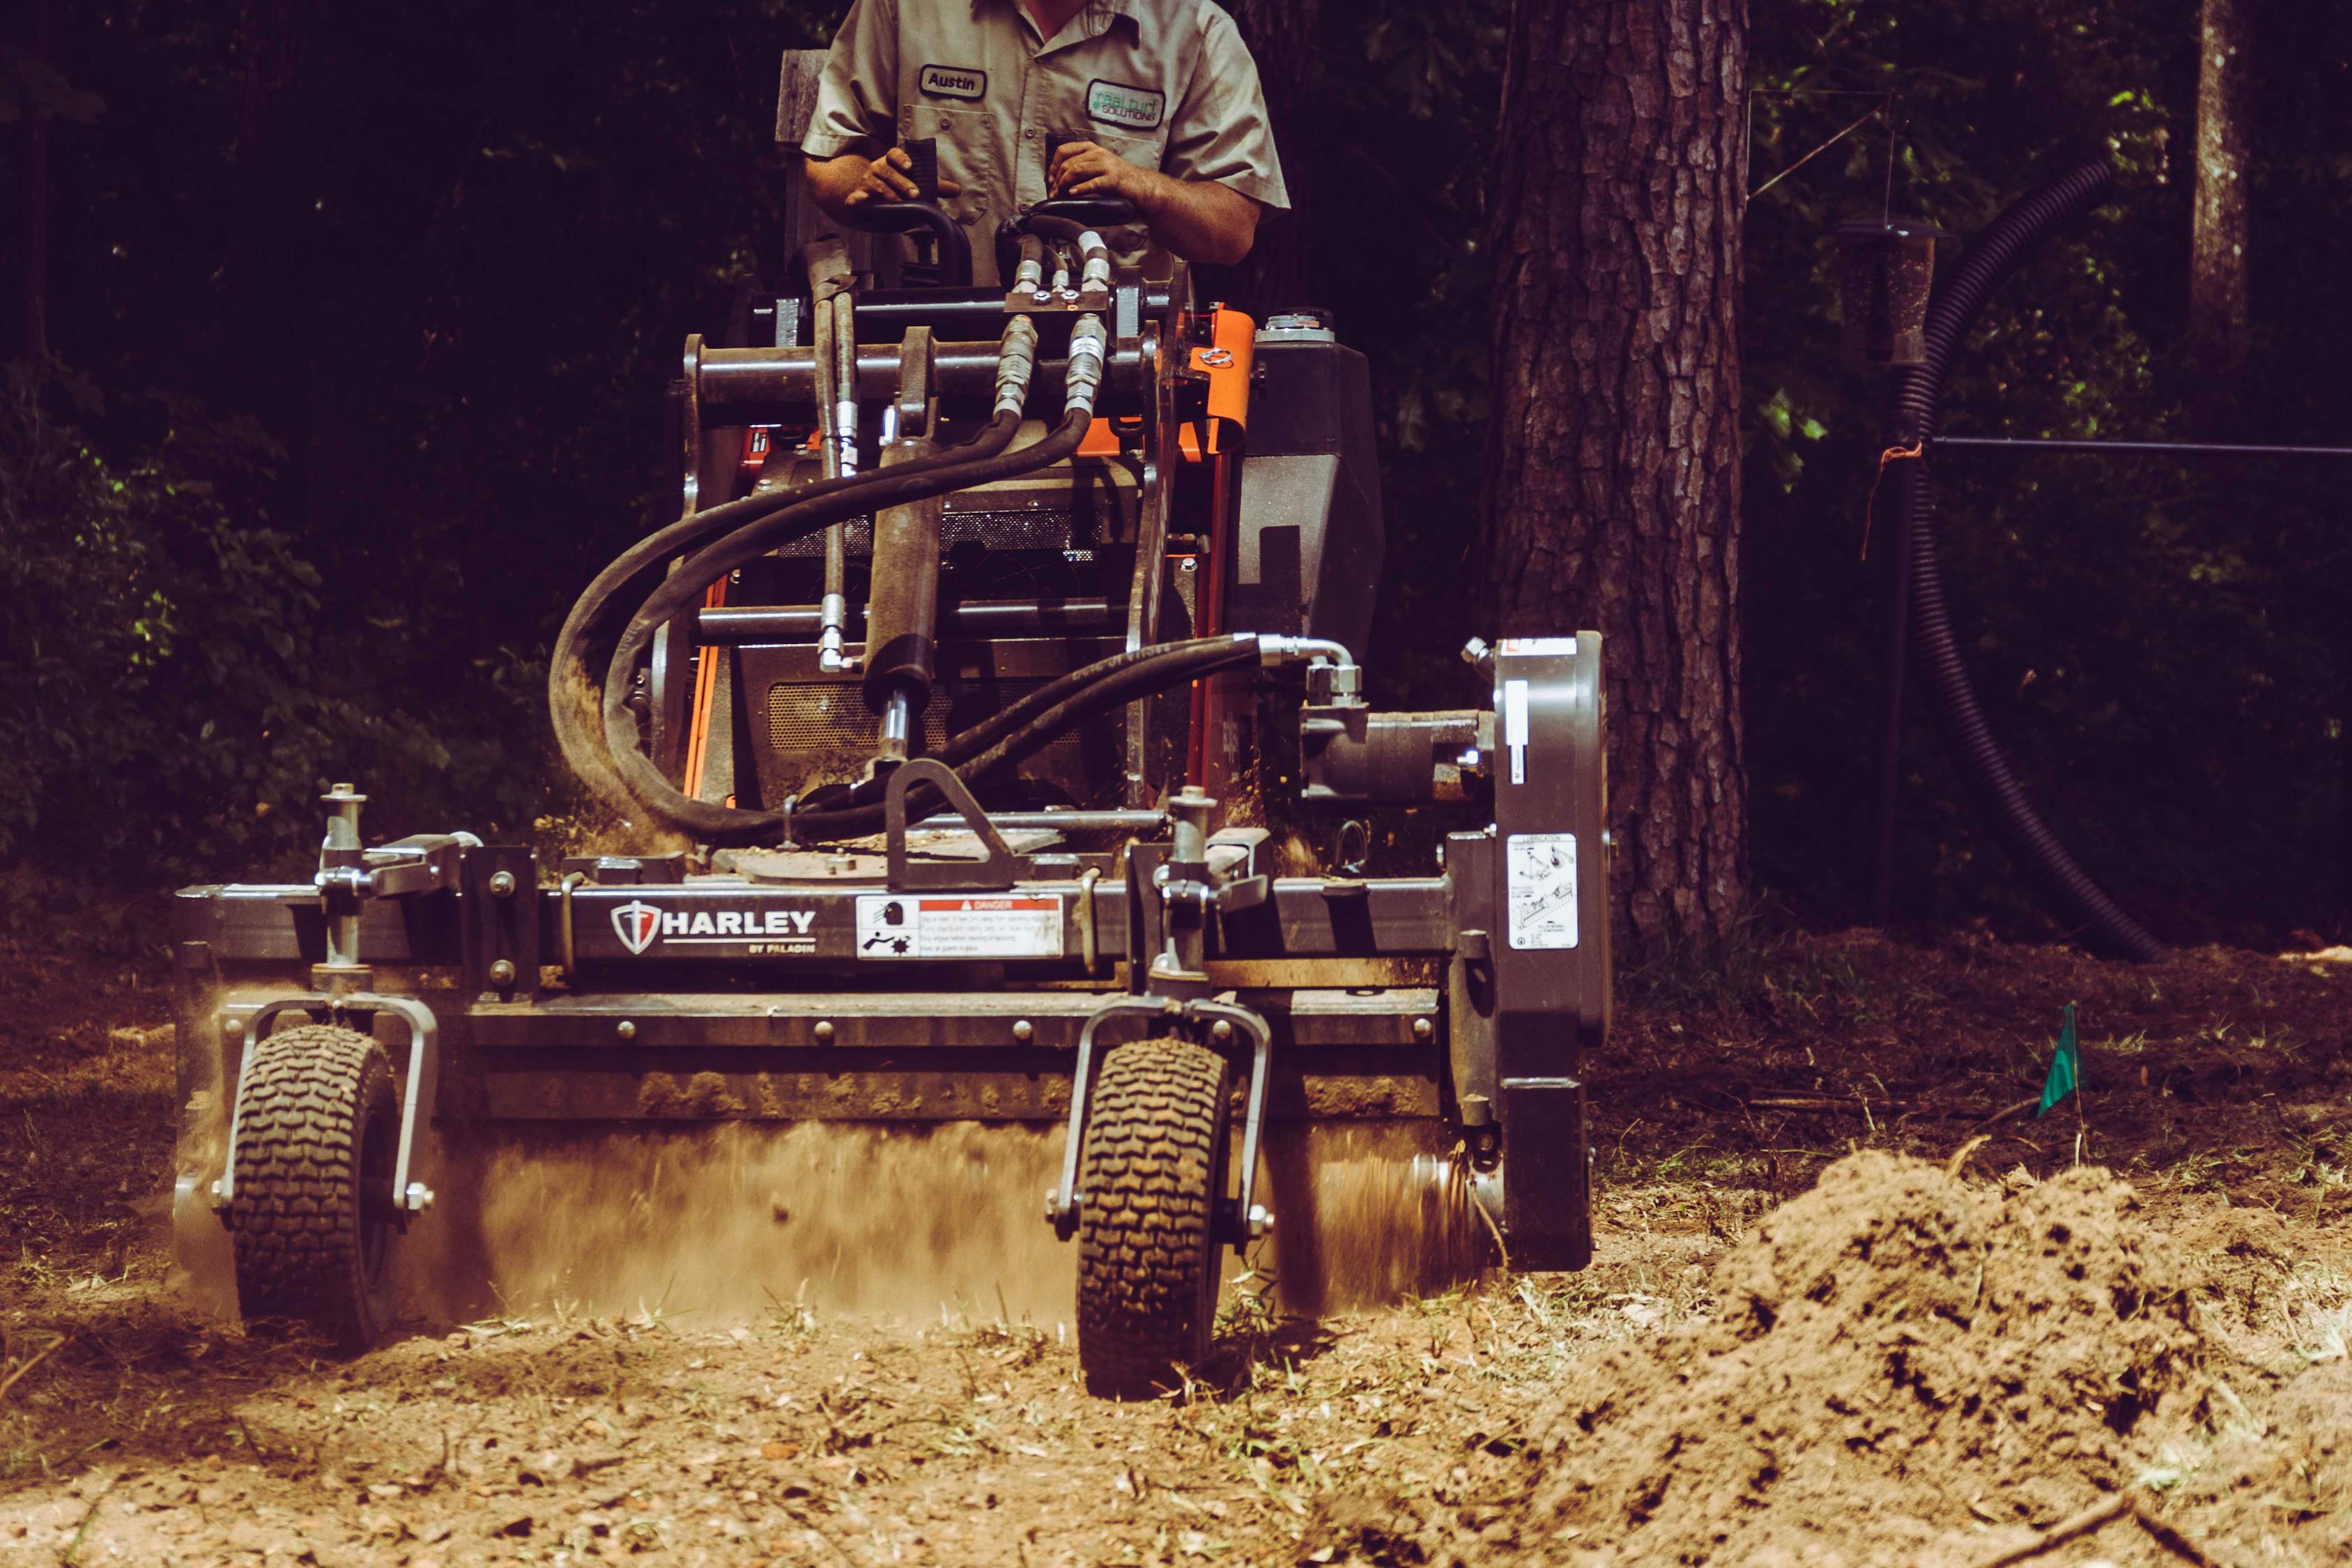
[1481,0,1749,964]
[2189,0,2251,423]
[1213,0,1316,317]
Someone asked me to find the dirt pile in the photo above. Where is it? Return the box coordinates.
[1320,1151,2215,1567]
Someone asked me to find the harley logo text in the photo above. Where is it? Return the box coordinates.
[609,901,816,954]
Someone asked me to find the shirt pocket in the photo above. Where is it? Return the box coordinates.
[902,103,1004,233]
[1086,127,1171,176]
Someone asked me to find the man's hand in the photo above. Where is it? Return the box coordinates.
[806,146,960,220]
[843,146,962,206]
[1047,140,1261,267]
[1047,140,1155,206]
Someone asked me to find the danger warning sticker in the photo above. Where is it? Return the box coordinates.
[853,894,1064,960]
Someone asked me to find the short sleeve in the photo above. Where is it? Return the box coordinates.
[1160,6,1289,210]
[802,0,898,161]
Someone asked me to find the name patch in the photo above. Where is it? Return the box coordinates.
[1086,79,1165,131]
[920,63,987,100]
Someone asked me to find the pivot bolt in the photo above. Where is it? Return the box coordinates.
[488,959,516,987]
[813,1020,835,1043]
[489,870,517,898]
[1245,1204,1275,1239]
[1012,1019,1034,1043]
[1210,1020,1234,1044]
[404,1183,436,1212]
[1413,1016,1434,1042]
[615,1020,637,1041]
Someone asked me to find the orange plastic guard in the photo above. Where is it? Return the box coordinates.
[1192,307,1256,430]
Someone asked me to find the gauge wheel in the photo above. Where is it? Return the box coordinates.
[1075,1036,1232,1397]
[226,1023,402,1351]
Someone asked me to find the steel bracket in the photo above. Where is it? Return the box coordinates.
[884,758,1022,891]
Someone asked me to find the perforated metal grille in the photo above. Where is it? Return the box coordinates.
[940,510,1076,551]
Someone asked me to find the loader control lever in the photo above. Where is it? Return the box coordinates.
[846,137,974,289]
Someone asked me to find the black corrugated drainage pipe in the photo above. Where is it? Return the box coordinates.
[1891,157,2168,962]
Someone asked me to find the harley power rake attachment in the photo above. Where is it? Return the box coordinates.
[174,177,1612,1391]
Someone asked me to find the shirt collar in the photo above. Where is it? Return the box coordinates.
[975,0,1141,42]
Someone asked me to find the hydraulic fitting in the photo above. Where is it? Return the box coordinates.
[1078,231,1114,295]
[994,314,1040,418]
[1063,316,1109,415]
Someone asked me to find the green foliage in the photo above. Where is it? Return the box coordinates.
[0,365,558,892]
[0,366,333,877]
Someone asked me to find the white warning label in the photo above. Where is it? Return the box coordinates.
[1498,636,1578,656]
[1505,833,1578,951]
[854,894,1064,960]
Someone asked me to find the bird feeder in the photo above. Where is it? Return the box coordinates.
[1832,220,1950,367]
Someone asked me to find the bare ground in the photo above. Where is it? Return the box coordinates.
[3,928,2351,1566]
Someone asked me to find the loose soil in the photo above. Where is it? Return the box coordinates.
[4,928,2351,1566]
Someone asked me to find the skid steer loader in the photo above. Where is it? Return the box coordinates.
[172,146,1610,1394]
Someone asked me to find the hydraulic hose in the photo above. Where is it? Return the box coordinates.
[583,317,1115,844]
[1891,157,2167,961]
[550,314,1042,817]
[548,405,1024,815]
[783,634,1278,842]
[591,408,1083,843]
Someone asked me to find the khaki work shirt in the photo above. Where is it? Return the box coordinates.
[804,0,1289,286]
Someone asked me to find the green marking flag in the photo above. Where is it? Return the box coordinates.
[2036,1001,2080,1116]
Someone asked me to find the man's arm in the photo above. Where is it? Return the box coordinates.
[1046,141,1261,266]
[805,146,961,223]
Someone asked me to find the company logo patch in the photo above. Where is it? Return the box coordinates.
[1086,79,1165,131]
[919,63,987,100]
[612,900,661,956]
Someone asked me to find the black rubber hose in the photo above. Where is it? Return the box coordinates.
[596,407,1105,844]
[783,636,1264,842]
[1893,156,2167,961]
[547,409,1022,815]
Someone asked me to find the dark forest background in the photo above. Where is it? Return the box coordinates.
[5,0,2351,950]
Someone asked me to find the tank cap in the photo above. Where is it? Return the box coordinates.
[1256,307,1337,344]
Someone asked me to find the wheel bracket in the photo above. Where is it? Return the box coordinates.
[210,992,440,1220]
[1047,993,1272,1254]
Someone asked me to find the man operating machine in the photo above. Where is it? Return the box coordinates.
[801,0,1289,284]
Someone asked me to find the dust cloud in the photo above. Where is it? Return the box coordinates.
[414,1119,1483,1332]
[1255,1123,1484,1315]
[431,1122,1078,1326]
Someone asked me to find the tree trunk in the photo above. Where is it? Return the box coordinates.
[1212,0,1316,318]
[1481,0,1749,964]
[21,0,52,361]
[2189,0,2251,424]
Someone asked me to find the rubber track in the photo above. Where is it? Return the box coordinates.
[1076,1037,1229,1397]
[228,1024,395,1349]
